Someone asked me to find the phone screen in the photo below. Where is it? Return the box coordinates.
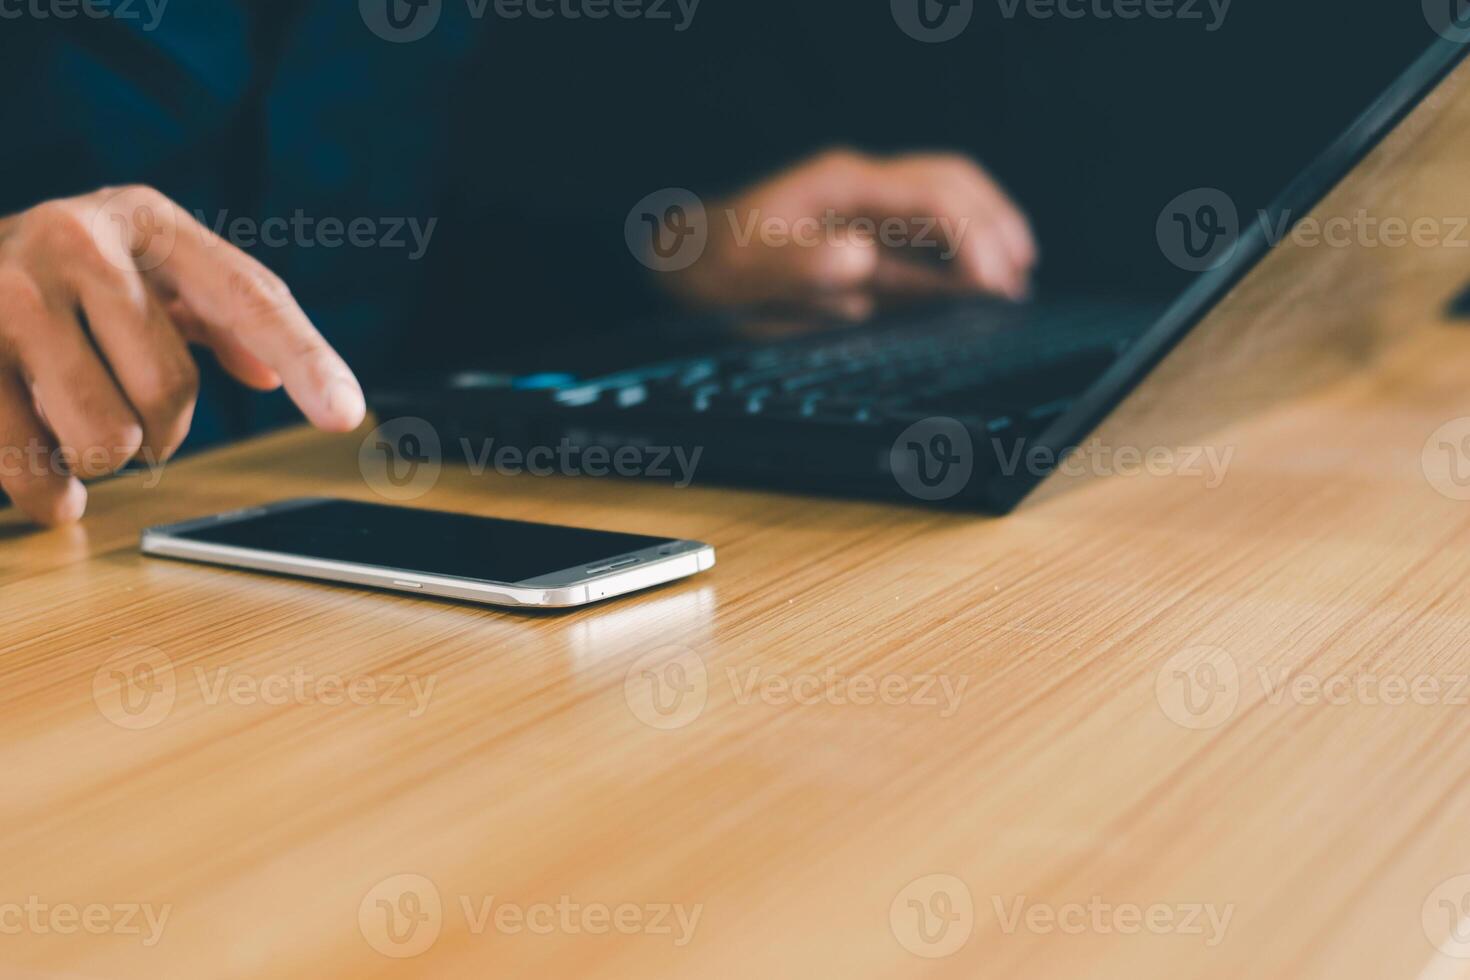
[172,499,677,584]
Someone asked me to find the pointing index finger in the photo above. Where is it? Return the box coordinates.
[139,200,366,432]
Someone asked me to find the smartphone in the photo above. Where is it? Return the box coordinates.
[141,497,715,609]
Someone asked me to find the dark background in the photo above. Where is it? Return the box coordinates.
[0,1,1443,443]
[422,1,1438,361]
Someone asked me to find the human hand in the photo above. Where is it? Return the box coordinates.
[658,149,1037,320]
[0,185,364,525]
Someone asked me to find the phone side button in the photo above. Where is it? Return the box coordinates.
[392,580,424,590]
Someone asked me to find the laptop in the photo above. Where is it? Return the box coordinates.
[372,17,1469,513]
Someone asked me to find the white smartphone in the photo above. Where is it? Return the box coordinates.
[141,497,715,609]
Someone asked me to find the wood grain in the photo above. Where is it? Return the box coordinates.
[3,324,1470,978]
[6,53,1470,980]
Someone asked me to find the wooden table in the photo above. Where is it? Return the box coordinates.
[4,313,1470,978]
[8,51,1470,980]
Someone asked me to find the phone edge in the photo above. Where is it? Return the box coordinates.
[140,523,715,609]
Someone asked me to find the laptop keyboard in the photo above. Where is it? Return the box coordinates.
[542,300,1144,431]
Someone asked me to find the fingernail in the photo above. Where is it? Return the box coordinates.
[55,480,87,525]
[326,381,366,429]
